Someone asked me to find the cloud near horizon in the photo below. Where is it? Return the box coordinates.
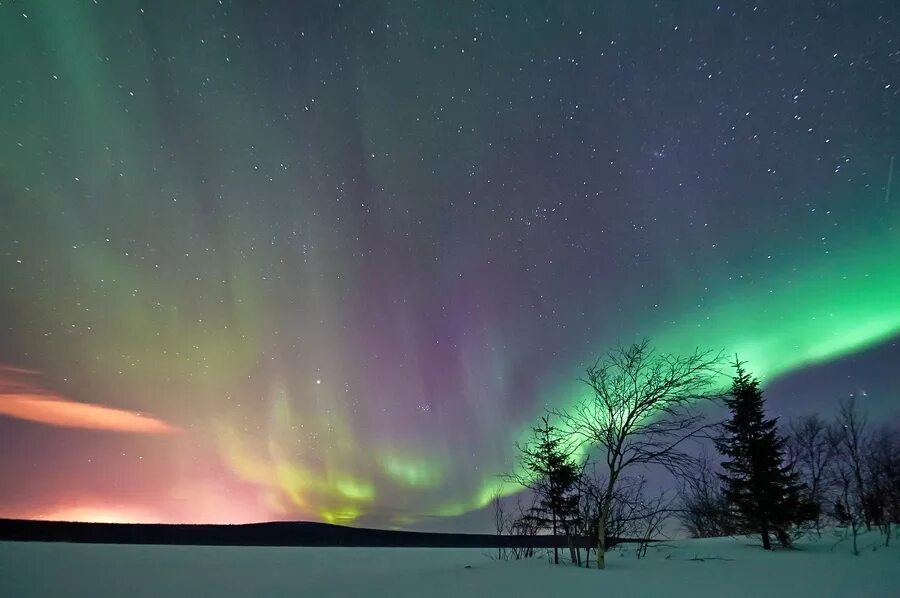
[0,366,179,434]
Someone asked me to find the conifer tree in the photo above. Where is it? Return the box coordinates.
[715,359,815,549]
[514,416,581,564]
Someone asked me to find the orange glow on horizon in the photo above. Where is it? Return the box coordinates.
[29,505,161,525]
[7,504,281,526]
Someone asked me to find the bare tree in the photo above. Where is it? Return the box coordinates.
[866,426,900,546]
[831,395,871,531]
[553,340,723,569]
[829,445,863,555]
[606,474,675,559]
[787,415,834,534]
[575,465,675,564]
[491,488,507,560]
[606,475,652,541]
[575,463,603,567]
[827,414,868,555]
[677,449,734,538]
[634,490,673,559]
[509,495,540,560]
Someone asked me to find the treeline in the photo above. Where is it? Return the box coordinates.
[682,390,900,555]
[496,340,900,570]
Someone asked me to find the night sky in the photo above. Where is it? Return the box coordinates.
[0,1,898,531]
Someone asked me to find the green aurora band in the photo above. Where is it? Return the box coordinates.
[458,223,900,515]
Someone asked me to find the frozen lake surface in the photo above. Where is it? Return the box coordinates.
[1,530,898,597]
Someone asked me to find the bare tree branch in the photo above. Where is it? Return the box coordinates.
[551,339,724,569]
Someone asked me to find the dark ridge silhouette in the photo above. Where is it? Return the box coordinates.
[0,518,646,549]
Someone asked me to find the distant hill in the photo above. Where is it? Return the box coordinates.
[0,518,598,548]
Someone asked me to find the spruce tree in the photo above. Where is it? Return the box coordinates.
[715,359,815,549]
[516,416,580,564]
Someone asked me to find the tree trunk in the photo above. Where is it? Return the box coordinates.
[567,530,577,565]
[851,452,870,531]
[596,475,617,570]
[596,508,607,569]
[552,512,559,565]
[761,525,771,550]
[775,527,790,548]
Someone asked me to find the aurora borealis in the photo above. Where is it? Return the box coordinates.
[1,1,898,531]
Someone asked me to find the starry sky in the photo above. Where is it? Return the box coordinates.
[0,1,898,531]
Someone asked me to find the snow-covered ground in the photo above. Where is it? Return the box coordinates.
[1,531,897,597]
